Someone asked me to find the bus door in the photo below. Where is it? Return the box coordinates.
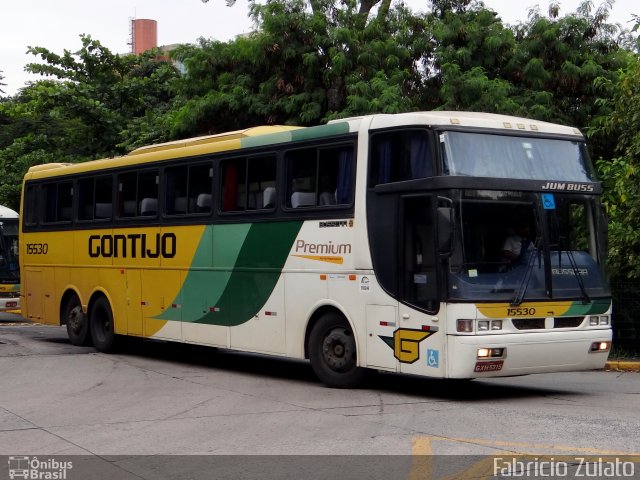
[398,194,445,376]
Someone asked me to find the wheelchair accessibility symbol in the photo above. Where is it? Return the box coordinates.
[427,349,439,368]
[542,193,556,210]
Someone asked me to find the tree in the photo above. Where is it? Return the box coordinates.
[589,53,640,280]
[0,35,179,209]
[426,2,519,112]
[419,0,627,168]
[24,35,179,153]
[167,0,429,137]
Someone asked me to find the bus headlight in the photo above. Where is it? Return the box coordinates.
[477,320,502,332]
[457,319,473,333]
[478,320,490,331]
[590,315,610,326]
[589,341,611,352]
[477,347,506,359]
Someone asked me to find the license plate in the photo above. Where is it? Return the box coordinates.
[474,360,504,372]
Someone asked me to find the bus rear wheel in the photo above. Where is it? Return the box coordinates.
[90,296,116,352]
[64,295,92,346]
[309,313,368,388]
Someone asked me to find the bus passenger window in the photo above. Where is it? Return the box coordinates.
[117,170,158,218]
[287,149,316,208]
[220,156,275,212]
[285,145,354,208]
[369,130,433,187]
[165,165,188,215]
[94,177,112,219]
[77,175,112,221]
[24,186,38,226]
[42,182,73,223]
[188,164,213,214]
[166,163,212,215]
[247,156,276,210]
[77,178,95,221]
[117,173,136,218]
[221,159,246,211]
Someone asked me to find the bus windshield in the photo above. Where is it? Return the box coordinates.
[0,219,19,284]
[441,131,596,181]
[447,190,609,303]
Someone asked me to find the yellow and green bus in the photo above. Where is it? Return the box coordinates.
[19,112,612,387]
[0,205,20,311]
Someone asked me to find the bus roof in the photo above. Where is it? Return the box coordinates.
[24,112,583,181]
[336,111,583,137]
[126,125,304,155]
[0,205,18,219]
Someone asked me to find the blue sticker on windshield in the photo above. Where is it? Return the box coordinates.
[542,193,556,210]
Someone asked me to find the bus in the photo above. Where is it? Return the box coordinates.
[19,112,612,387]
[0,205,20,311]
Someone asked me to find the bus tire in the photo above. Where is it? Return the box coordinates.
[308,312,368,388]
[64,295,92,346]
[90,296,116,352]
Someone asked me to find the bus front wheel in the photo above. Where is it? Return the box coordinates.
[90,296,116,352]
[64,295,91,346]
[308,313,368,388]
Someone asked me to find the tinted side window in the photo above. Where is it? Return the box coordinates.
[77,176,113,221]
[117,170,158,218]
[24,186,38,227]
[220,156,276,212]
[77,178,95,221]
[286,145,354,208]
[165,163,213,215]
[95,176,113,219]
[42,181,73,223]
[369,130,433,187]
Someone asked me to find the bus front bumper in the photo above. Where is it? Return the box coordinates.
[0,296,20,311]
[447,329,612,378]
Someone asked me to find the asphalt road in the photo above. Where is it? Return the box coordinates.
[1,314,639,479]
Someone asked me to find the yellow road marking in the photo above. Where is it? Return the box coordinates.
[409,436,433,480]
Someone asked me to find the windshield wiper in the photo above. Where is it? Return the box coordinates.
[510,237,542,307]
[563,249,591,304]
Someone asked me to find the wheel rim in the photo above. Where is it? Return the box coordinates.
[67,305,84,334]
[321,327,355,372]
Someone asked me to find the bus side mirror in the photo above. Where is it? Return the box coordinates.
[437,198,453,256]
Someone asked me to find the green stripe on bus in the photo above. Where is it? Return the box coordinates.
[195,220,302,326]
[158,221,302,325]
[241,131,294,149]
[157,224,250,322]
[289,123,350,142]
[565,298,611,316]
[240,122,350,149]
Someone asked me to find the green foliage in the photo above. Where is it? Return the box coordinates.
[167,0,428,133]
[590,56,640,279]
[0,35,179,210]
[437,64,520,113]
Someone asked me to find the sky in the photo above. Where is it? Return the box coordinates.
[0,0,637,96]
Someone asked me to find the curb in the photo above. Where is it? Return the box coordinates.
[605,360,640,372]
